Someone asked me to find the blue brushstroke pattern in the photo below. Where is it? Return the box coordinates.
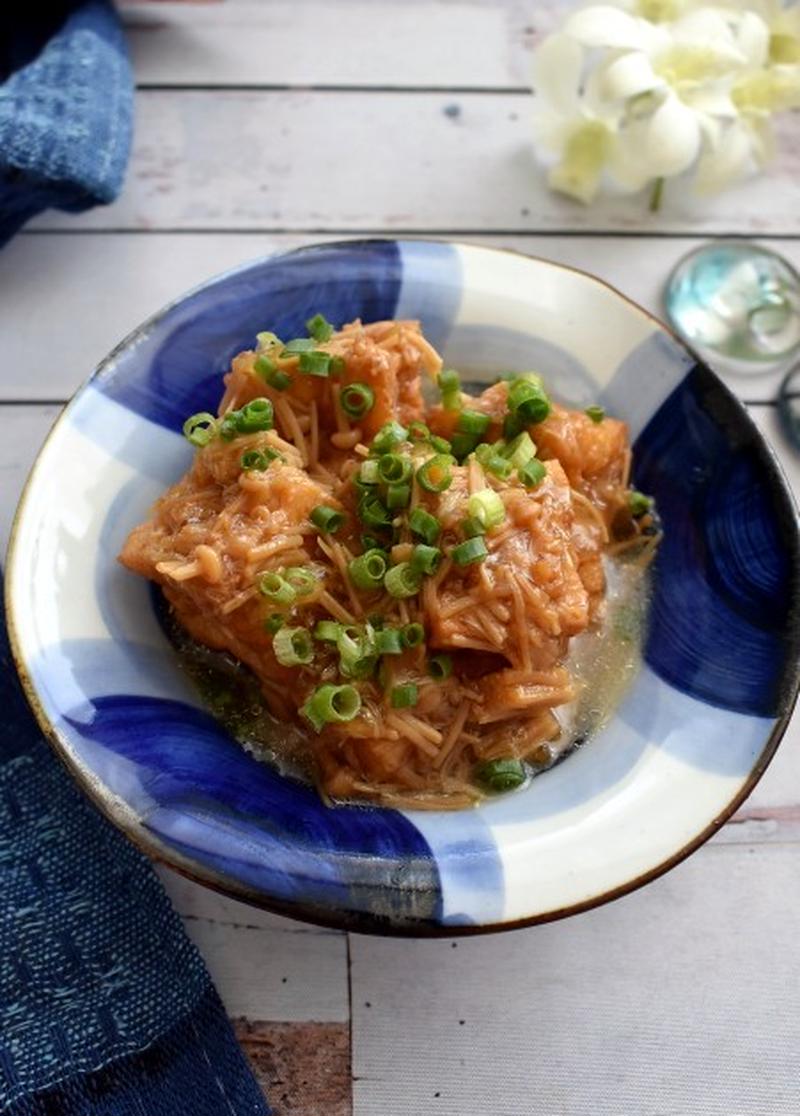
[634,364,800,717]
[94,240,403,432]
[64,695,443,928]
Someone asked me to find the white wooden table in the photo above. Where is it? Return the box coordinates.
[2,3,799,1113]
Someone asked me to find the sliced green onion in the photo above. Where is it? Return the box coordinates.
[408,420,430,442]
[298,350,332,377]
[273,626,314,667]
[428,654,453,681]
[457,409,491,436]
[258,572,296,605]
[401,622,425,649]
[314,620,342,642]
[375,628,403,655]
[330,355,346,377]
[416,454,454,493]
[377,453,413,485]
[390,683,419,709]
[254,354,276,378]
[408,507,441,545]
[310,505,345,533]
[384,562,421,598]
[255,355,291,391]
[241,448,279,471]
[475,758,526,792]
[629,490,654,517]
[306,312,334,342]
[451,536,488,566]
[358,493,392,528]
[371,421,408,454]
[361,534,385,553]
[461,516,486,538]
[284,567,317,597]
[368,613,385,629]
[468,489,505,530]
[519,458,547,488]
[301,683,361,732]
[264,613,284,635]
[429,434,452,454]
[503,412,524,440]
[502,432,535,469]
[218,413,239,442]
[410,544,442,576]
[476,444,513,480]
[183,412,217,448]
[283,338,316,354]
[386,483,411,509]
[340,382,375,419]
[337,629,377,679]
[450,431,480,461]
[348,549,388,591]
[507,377,551,424]
[256,330,281,350]
[438,368,461,410]
[236,398,274,433]
[585,405,605,423]
[359,459,380,486]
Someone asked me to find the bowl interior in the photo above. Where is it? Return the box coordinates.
[8,240,800,934]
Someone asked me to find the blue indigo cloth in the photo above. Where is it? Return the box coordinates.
[0,1,133,244]
[0,589,271,1116]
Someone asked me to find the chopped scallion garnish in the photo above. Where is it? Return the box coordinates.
[340,382,375,419]
[273,626,314,667]
[384,562,422,598]
[519,459,546,488]
[401,622,426,649]
[390,683,419,709]
[284,567,317,597]
[502,432,535,470]
[183,412,217,448]
[301,683,361,732]
[377,453,413,485]
[314,620,342,642]
[416,454,454,493]
[451,536,488,566]
[298,350,332,377]
[264,613,284,635]
[410,544,442,576]
[438,369,461,411]
[428,654,452,681]
[507,377,551,424]
[358,492,392,528]
[474,758,526,792]
[236,397,274,433]
[407,420,430,442]
[386,482,411,509]
[408,507,441,545]
[348,549,388,591]
[310,505,345,533]
[258,572,296,605]
[375,628,403,655]
[467,489,505,530]
[306,312,334,342]
[283,338,316,354]
[585,405,605,423]
[629,490,654,517]
[371,421,409,455]
[457,409,491,436]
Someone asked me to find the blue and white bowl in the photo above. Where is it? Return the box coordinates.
[7,240,800,934]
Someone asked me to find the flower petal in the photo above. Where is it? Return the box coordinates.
[531,33,585,116]
[597,51,662,101]
[694,122,754,193]
[643,92,701,176]
[564,6,666,51]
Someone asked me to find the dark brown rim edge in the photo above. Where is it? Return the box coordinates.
[5,236,800,939]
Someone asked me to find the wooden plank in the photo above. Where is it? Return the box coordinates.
[4,233,799,402]
[121,0,522,88]
[350,842,800,1116]
[234,1020,351,1116]
[28,91,800,235]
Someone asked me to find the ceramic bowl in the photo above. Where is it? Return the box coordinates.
[7,240,800,935]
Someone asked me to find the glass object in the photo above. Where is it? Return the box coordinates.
[664,241,800,376]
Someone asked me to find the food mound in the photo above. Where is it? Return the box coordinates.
[120,315,658,809]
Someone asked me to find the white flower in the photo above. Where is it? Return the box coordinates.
[532,33,621,203]
[530,0,800,204]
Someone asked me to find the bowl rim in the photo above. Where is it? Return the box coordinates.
[6,236,800,937]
